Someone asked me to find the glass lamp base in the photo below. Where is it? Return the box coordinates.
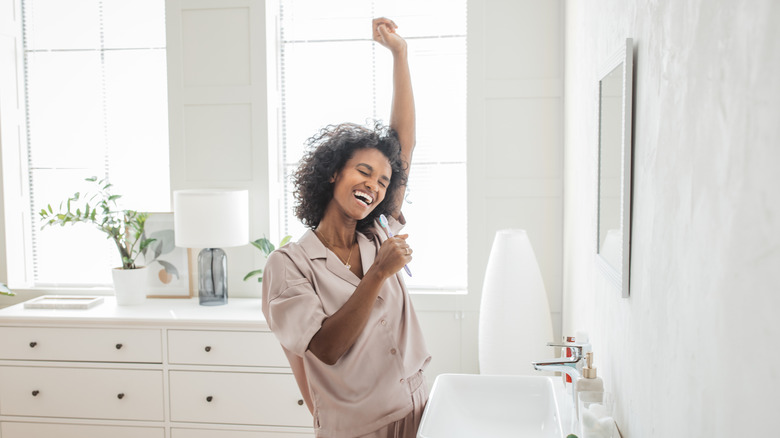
[198,248,228,306]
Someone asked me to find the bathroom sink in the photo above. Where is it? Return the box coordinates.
[417,374,563,438]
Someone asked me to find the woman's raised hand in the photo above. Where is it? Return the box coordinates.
[373,234,412,278]
[373,17,406,55]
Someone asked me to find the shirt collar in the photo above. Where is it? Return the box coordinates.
[299,228,370,287]
[299,229,327,260]
[299,227,375,260]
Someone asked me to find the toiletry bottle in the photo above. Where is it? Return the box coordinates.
[575,352,604,392]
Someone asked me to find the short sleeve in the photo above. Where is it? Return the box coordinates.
[261,251,327,357]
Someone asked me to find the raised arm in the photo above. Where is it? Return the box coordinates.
[373,17,415,219]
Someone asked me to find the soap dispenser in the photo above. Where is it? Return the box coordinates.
[575,352,604,392]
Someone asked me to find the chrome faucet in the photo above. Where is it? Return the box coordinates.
[532,341,592,412]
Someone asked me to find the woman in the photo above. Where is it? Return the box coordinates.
[261,17,430,438]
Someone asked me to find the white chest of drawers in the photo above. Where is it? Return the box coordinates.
[0,297,313,438]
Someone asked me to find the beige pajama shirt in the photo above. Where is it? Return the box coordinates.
[262,216,431,438]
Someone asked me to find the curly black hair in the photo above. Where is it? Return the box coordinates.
[292,121,407,234]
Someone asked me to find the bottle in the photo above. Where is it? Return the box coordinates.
[575,352,604,392]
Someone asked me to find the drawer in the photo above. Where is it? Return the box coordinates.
[1,422,165,438]
[0,366,164,421]
[168,330,287,367]
[0,327,162,363]
[172,428,313,438]
[169,370,311,427]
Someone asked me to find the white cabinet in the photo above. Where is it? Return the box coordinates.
[0,327,162,362]
[2,422,166,438]
[0,297,314,437]
[169,371,310,426]
[171,429,312,438]
[167,329,288,367]
[0,366,164,420]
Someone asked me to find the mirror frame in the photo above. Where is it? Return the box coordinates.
[596,38,634,298]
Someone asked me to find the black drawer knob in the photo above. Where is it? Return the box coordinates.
[115,343,123,350]
[206,396,213,402]
[205,346,212,352]
[32,390,39,396]
[117,393,125,400]
[298,399,304,406]
[29,341,37,348]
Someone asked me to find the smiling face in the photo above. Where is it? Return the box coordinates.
[329,147,392,221]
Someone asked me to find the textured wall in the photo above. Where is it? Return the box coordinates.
[562,1,780,436]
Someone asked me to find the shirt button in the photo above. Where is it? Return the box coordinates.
[400,378,405,383]
[381,320,387,326]
[390,348,397,355]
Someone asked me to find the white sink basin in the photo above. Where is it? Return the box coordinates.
[417,374,563,438]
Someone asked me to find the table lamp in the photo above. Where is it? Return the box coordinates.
[173,189,249,305]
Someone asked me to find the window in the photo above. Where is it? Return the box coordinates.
[21,0,170,286]
[276,0,467,292]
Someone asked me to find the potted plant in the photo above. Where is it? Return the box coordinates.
[0,283,14,296]
[39,177,156,305]
[244,235,291,283]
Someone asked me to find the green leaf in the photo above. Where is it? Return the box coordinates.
[0,283,14,296]
[251,237,275,256]
[279,235,292,247]
[85,176,98,182]
[48,204,53,213]
[108,195,121,201]
[243,269,264,281]
[139,238,157,254]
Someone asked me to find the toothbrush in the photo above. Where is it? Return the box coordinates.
[378,214,412,277]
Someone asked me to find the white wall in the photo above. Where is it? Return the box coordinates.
[563,1,780,436]
[166,0,272,298]
[467,0,564,346]
[414,0,564,381]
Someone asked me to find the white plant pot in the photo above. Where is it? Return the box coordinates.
[112,267,147,306]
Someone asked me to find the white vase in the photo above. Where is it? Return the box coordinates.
[112,267,147,306]
[478,229,554,375]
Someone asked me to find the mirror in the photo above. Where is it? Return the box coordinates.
[596,38,633,297]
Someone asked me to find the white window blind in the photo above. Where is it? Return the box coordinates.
[277,0,467,292]
[22,0,170,286]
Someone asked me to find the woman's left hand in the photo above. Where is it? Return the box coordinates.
[373,17,406,55]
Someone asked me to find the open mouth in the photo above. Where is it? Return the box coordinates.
[354,190,374,207]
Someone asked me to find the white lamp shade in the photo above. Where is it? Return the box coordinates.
[173,189,249,248]
[479,229,554,375]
